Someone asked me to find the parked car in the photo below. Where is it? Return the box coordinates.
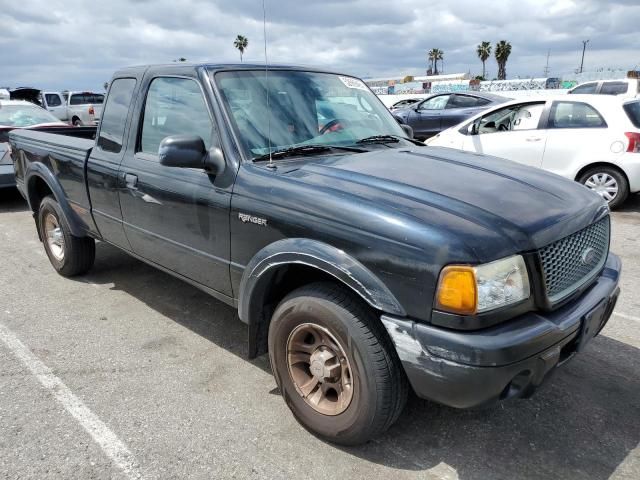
[568,79,640,98]
[426,94,640,208]
[0,100,68,189]
[393,92,508,140]
[42,91,104,126]
[389,98,421,111]
[9,63,620,445]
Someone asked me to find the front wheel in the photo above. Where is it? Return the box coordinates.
[578,166,629,209]
[38,196,95,276]
[268,282,408,445]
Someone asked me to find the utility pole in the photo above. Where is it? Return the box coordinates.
[543,49,551,77]
[579,40,589,74]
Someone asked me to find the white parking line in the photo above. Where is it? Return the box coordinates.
[613,311,640,323]
[0,322,143,480]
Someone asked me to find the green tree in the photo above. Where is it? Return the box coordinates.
[476,41,492,80]
[495,40,512,80]
[234,35,249,62]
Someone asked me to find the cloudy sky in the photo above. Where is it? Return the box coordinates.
[1,0,639,91]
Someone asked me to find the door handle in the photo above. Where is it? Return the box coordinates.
[124,173,138,189]
[526,137,542,142]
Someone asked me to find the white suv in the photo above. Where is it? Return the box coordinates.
[568,79,640,98]
[426,95,640,208]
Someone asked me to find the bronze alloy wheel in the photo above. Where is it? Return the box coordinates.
[286,322,353,416]
[44,212,65,261]
[37,196,96,277]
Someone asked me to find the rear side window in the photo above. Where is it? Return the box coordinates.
[447,95,488,108]
[45,94,61,107]
[549,101,607,128]
[600,82,628,95]
[139,77,213,155]
[569,82,597,94]
[623,102,640,128]
[97,78,137,153]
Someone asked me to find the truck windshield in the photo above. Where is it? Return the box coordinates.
[214,70,408,159]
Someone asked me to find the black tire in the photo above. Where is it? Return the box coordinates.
[577,166,629,210]
[72,117,82,126]
[38,196,95,277]
[268,282,408,445]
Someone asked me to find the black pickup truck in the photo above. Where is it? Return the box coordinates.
[9,63,620,445]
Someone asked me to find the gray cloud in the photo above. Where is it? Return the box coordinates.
[0,0,638,91]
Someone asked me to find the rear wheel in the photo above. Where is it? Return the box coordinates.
[268,282,408,445]
[38,196,95,276]
[72,117,82,126]
[578,166,629,209]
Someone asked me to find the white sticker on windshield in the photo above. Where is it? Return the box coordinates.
[339,76,367,90]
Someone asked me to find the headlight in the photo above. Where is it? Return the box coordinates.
[435,255,530,315]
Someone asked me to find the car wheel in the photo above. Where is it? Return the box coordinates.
[72,117,82,126]
[578,166,629,209]
[38,196,95,276]
[268,282,408,445]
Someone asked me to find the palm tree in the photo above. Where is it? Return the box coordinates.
[428,48,444,75]
[234,35,249,62]
[427,49,436,74]
[476,41,492,80]
[495,40,512,80]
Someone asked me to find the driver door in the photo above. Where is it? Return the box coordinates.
[462,101,549,168]
[118,74,232,296]
[407,94,450,139]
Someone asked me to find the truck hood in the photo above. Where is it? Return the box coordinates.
[291,146,608,261]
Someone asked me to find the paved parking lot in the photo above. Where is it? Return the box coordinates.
[0,187,639,480]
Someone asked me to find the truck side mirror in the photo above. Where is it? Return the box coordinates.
[159,135,224,175]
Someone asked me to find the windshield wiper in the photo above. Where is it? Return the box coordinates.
[355,134,424,146]
[252,144,366,162]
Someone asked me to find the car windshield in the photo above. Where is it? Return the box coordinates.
[0,104,60,127]
[214,70,408,159]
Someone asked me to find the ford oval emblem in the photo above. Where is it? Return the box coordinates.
[581,247,597,266]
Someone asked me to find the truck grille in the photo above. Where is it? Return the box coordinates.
[539,216,610,303]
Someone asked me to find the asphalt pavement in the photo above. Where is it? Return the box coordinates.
[0,187,638,480]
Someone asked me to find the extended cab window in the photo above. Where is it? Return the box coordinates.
[140,77,213,155]
[69,94,85,105]
[45,94,61,107]
[549,101,606,128]
[97,78,137,153]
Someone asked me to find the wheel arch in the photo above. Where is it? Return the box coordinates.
[25,165,84,237]
[238,238,406,358]
[575,162,629,186]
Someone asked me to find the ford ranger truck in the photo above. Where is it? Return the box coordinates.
[9,63,620,445]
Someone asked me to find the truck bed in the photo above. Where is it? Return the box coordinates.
[9,127,99,236]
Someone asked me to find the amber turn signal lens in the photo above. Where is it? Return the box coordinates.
[435,266,477,315]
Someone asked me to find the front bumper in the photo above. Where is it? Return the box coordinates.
[382,252,621,408]
[0,164,16,189]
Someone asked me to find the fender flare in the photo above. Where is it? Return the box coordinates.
[25,164,84,237]
[238,238,406,325]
